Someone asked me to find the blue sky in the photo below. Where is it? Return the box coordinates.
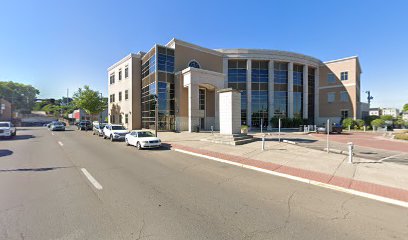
[0,0,407,108]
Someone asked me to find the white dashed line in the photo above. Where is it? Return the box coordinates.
[51,132,55,136]
[81,168,103,190]
[58,141,63,146]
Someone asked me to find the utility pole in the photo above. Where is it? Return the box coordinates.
[365,91,374,105]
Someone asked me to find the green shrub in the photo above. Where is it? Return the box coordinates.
[355,119,365,129]
[380,115,394,121]
[371,118,385,128]
[342,118,355,129]
[241,125,249,130]
[270,117,308,128]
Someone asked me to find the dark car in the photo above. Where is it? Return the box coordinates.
[316,123,343,134]
[77,120,92,131]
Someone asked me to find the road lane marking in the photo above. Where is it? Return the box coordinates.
[379,153,406,162]
[58,141,63,146]
[51,132,55,136]
[81,168,103,190]
[174,148,408,208]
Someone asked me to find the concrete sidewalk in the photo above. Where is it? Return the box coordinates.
[159,131,408,204]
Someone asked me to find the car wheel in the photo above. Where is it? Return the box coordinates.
[103,134,106,139]
[136,142,142,150]
[110,135,114,142]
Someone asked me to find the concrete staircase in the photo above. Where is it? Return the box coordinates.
[201,134,256,146]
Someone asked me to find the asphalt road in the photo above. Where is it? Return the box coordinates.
[0,127,407,240]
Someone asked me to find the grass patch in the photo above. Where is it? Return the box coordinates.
[394,133,408,140]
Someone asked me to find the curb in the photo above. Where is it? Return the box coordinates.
[169,144,408,208]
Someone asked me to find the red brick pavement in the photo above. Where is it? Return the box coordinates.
[168,143,408,203]
[311,132,408,153]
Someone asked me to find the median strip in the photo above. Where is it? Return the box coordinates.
[80,168,103,190]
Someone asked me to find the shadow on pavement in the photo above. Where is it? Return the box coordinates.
[0,135,35,141]
[0,150,13,157]
[0,166,68,173]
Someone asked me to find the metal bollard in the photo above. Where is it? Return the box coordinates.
[211,126,214,135]
[348,142,354,163]
[262,134,265,151]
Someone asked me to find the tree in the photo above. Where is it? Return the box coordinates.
[342,118,355,129]
[403,103,408,112]
[371,119,385,128]
[0,81,40,111]
[72,86,106,120]
[380,115,394,121]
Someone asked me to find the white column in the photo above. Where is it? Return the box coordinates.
[268,60,274,129]
[223,58,228,88]
[188,84,200,132]
[314,67,320,124]
[303,65,308,119]
[246,59,252,127]
[288,62,294,118]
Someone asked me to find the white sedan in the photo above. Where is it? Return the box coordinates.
[125,130,161,149]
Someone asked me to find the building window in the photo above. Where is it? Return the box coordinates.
[341,71,348,81]
[327,73,335,83]
[188,60,201,69]
[251,60,269,128]
[125,114,128,124]
[119,69,122,80]
[340,91,349,102]
[118,91,122,101]
[328,92,335,103]
[199,89,205,110]
[157,47,175,73]
[125,90,129,100]
[293,64,303,118]
[125,66,129,78]
[274,62,288,118]
[341,110,349,119]
[110,73,115,84]
[110,94,115,103]
[228,59,247,125]
[119,114,122,124]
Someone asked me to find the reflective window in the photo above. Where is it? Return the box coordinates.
[327,73,335,83]
[118,91,122,101]
[341,71,348,81]
[119,69,122,81]
[109,73,115,84]
[125,90,128,100]
[308,67,315,123]
[274,91,287,117]
[188,60,200,69]
[274,62,288,117]
[341,91,349,102]
[125,114,128,124]
[157,47,175,73]
[251,60,268,128]
[228,59,247,125]
[125,66,129,78]
[328,92,335,103]
[199,89,205,110]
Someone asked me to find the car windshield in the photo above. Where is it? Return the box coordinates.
[138,131,154,137]
[112,126,126,130]
[54,122,63,126]
[0,123,10,127]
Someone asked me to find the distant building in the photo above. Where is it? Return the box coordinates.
[369,108,381,116]
[0,99,12,121]
[70,109,108,122]
[382,108,400,118]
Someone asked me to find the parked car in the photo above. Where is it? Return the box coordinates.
[103,124,129,141]
[125,130,161,149]
[49,122,65,131]
[317,123,343,134]
[0,121,17,138]
[93,123,106,136]
[77,120,92,131]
